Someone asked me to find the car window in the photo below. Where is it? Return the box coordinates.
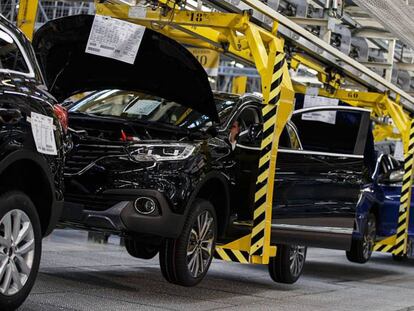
[291,109,365,155]
[237,107,259,132]
[70,90,238,130]
[230,106,261,148]
[389,156,402,170]
[279,128,291,148]
[379,156,392,175]
[280,123,301,150]
[0,28,29,73]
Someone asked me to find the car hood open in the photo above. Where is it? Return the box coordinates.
[33,15,218,121]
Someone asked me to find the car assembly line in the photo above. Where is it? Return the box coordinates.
[1,0,414,310]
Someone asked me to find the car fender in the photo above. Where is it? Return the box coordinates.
[0,149,62,236]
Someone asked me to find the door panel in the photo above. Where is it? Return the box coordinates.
[273,150,364,227]
[271,107,371,250]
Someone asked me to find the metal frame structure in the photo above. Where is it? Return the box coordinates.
[16,0,414,261]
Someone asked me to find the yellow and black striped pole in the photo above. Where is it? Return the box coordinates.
[249,51,285,258]
[393,119,414,256]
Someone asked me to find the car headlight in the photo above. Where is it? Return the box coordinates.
[128,143,196,162]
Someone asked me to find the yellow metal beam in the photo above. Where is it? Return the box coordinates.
[16,0,39,40]
[232,76,248,94]
[291,54,344,91]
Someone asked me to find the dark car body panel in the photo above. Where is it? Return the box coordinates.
[0,16,65,236]
[32,15,218,121]
[61,91,371,250]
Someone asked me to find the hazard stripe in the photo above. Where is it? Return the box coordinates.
[214,248,250,264]
[263,114,277,132]
[215,248,231,261]
[250,52,285,256]
[374,244,395,253]
[393,119,414,256]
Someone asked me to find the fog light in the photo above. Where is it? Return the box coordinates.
[134,197,157,215]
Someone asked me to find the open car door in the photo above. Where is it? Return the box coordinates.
[272,105,373,250]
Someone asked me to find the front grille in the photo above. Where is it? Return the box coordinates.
[65,193,129,211]
[65,140,127,175]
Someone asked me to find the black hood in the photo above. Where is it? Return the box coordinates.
[33,15,218,121]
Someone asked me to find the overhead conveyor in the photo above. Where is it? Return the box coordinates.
[18,0,414,261]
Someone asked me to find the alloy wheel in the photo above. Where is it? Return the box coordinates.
[289,245,306,277]
[362,217,376,260]
[186,210,215,278]
[0,209,35,296]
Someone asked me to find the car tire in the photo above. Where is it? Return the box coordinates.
[346,213,376,264]
[0,191,42,311]
[268,244,307,284]
[159,199,216,287]
[125,238,159,260]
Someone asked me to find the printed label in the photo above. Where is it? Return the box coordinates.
[86,15,145,65]
[30,112,57,155]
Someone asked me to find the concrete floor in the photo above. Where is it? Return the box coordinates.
[19,229,414,311]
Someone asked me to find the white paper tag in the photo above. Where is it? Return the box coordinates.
[302,95,339,125]
[125,100,161,115]
[128,6,147,19]
[85,15,146,65]
[30,112,57,155]
[305,87,319,96]
[394,140,404,161]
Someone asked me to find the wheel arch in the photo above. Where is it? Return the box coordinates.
[0,150,58,236]
[187,172,231,238]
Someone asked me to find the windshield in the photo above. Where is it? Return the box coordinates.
[70,90,237,130]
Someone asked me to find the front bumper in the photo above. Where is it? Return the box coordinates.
[61,189,185,238]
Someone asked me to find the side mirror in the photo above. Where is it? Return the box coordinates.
[389,169,404,183]
[247,123,263,142]
[379,168,404,184]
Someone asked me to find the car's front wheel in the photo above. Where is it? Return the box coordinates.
[346,213,376,264]
[0,191,41,311]
[159,199,216,286]
[268,244,307,284]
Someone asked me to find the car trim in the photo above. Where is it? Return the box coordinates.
[0,23,35,78]
[293,105,371,115]
[286,122,303,150]
[271,223,354,235]
[235,145,364,158]
[278,148,364,159]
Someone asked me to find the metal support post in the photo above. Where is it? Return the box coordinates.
[16,0,39,40]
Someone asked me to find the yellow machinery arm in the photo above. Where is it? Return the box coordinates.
[16,0,39,40]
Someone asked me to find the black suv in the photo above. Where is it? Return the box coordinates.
[34,15,372,287]
[0,17,66,310]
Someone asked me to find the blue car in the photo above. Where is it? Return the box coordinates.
[349,153,414,263]
[373,154,414,238]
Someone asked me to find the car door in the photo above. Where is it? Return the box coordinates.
[271,106,371,250]
[229,102,262,221]
[376,155,414,237]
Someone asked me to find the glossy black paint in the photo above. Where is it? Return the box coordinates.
[0,17,66,235]
[33,15,218,121]
[62,92,370,250]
